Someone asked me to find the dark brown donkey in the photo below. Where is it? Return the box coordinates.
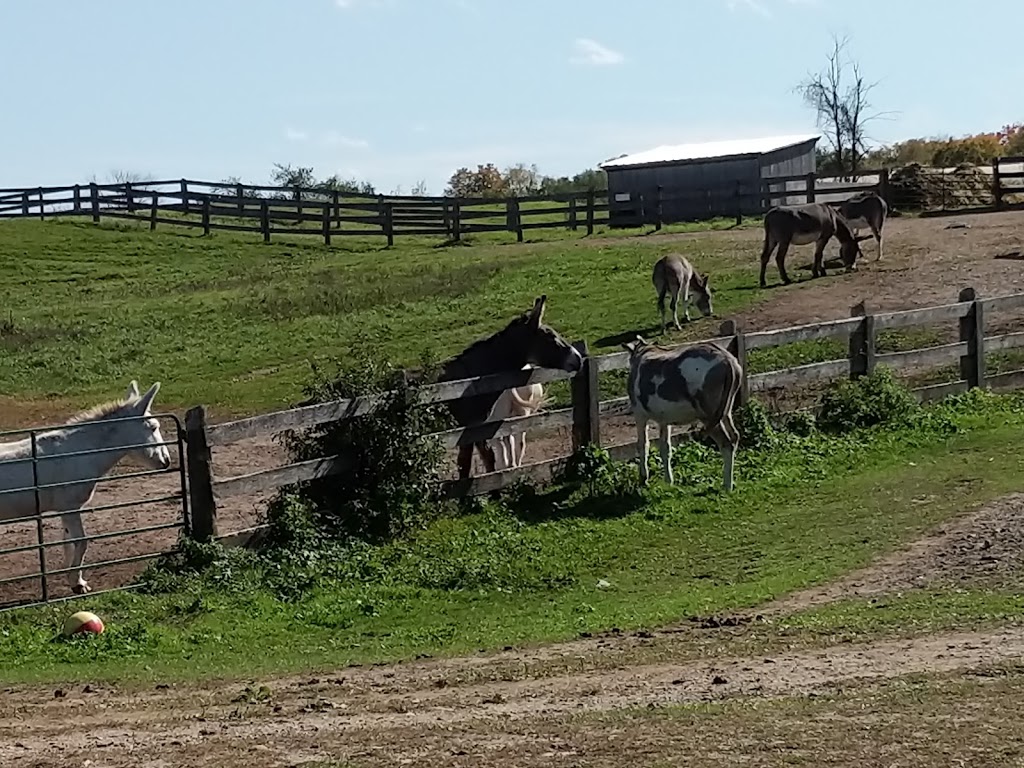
[437,295,584,479]
[758,202,873,288]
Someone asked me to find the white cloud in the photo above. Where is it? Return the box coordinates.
[571,38,624,67]
[285,127,308,142]
[727,0,772,17]
[322,130,370,149]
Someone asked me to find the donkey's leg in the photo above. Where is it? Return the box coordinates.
[811,238,827,278]
[658,423,674,484]
[636,419,650,484]
[657,283,669,332]
[457,444,474,479]
[759,237,776,288]
[63,512,90,594]
[670,286,683,329]
[775,241,793,284]
[517,431,528,467]
[874,224,884,261]
[475,441,497,474]
[706,423,737,492]
[679,282,690,324]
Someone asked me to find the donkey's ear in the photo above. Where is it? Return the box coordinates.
[134,382,161,413]
[527,295,548,327]
[125,380,140,400]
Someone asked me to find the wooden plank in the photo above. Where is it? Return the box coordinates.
[745,317,861,350]
[212,454,351,500]
[748,359,848,391]
[983,293,1024,313]
[873,301,971,330]
[433,407,576,449]
[593,335,734,373]
[206,366,577,446]
[874,342,967,370]
[984,330,1024,352]
[912,380,968,403]
[986,368,1024,393]
[598,396,632,418]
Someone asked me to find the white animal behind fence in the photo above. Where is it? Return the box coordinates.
[486,364,552,471]
[0,381,172,595]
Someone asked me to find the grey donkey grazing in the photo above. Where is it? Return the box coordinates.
[622,337,743,491]
[652,253,714,332]
[759,202,874,288]
[829,190,888,262]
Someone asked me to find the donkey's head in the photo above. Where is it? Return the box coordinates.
[691,272,715,317]
[621,335,651,357]
[833,214,872,271]
[120,381,172,471]
[504,295,583,373]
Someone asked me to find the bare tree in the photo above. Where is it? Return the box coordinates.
[411,179,428,196]
[107,168,154,184]
[796,35,886,178]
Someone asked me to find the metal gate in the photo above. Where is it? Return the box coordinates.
[0,412,189,611]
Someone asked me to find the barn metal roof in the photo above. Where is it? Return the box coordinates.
[598,133,820,170]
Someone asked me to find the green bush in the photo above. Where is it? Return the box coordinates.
[817,367,919,434]
[271,343,451,545]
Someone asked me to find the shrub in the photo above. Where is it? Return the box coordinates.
[817,367,918,434]
[736,399,779,451]
[271,342,451,545]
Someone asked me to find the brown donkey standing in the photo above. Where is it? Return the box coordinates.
[436,295,583,479]
[651,253,714,332]
[758,202,873,288]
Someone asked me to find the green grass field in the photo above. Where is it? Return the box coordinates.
[0,217,762,418]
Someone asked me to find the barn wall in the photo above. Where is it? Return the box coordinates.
[759,140,818,206]
[607,157,762,227]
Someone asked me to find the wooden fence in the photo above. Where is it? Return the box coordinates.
[2,157,1022,245]
[183,286,1024,544]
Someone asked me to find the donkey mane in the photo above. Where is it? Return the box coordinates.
[64,398,133,426]
[438,313,530,380]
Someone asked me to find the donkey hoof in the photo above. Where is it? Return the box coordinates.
[72,582,91,595]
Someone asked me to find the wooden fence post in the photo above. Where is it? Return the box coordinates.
[805,172,816,204]
[568,196,578,231]
[992,157,1004,211]
[236,184,244,216]
[260,200,270,243]
[21,191,29,216]
[570,340,600,450]
[322,204,331,246]
[586,190,595,235]
[452,199,462,241]
[958,287,985,389]
[848,300,874,378]
[180,179,189,215]
[384,202,395,247]
[149,193,158,231]
[201,197,211,236]
[73,184,81,212]
[507,197,523,242]
[332,189,341,224]
[719,319,748,407]
[89,183,100,223]
[37,187,44,221]
[125,182,134,213]
[184,406,218,542]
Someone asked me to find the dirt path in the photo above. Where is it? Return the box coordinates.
[2,626,1022,767]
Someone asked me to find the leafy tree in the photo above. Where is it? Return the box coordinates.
[444,163,508,198]
[503,163,542,196]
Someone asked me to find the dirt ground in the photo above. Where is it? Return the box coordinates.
[3,211,1024,765]
[3,492,1024,766]
[1,210,1023,604]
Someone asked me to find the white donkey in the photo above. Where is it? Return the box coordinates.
[486,364,551,471]
[0,381,173,595]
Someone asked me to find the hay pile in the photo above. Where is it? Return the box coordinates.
[888,163,995,211]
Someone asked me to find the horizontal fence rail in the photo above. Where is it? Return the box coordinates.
[184,286,1024,549]
[3,157,1022,244]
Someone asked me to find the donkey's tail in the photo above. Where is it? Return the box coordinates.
[704,353,743,435]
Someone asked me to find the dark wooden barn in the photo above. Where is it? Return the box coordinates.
[598,134,820,227]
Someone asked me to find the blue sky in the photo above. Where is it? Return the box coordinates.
[2,0,1021,194]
